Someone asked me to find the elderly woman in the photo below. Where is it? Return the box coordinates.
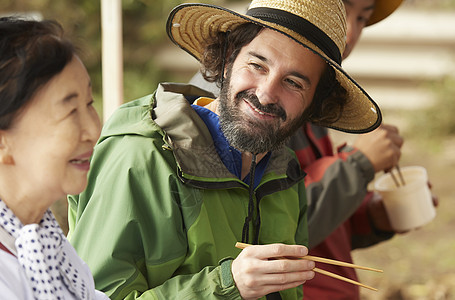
[0,17,108,299]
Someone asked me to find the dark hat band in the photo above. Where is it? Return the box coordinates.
[246,7,342,64]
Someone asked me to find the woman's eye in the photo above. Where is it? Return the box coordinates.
[87,99,95,107]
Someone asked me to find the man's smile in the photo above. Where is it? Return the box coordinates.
[244,98,278,119]
[237,90,287,122]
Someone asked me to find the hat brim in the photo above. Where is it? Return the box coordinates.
[167,4,382,133]
[367,0,403,26]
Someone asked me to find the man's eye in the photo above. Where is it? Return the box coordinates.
[285,78,302,89]
[250,63,263,70]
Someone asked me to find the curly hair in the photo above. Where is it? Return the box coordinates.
[200,22,347,126]
[200,22,262,87]
[304,66,347,126]
[0,17,76,129]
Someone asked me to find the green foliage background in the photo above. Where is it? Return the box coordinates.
[406,76,455,148]
[2,2,455,299]
[2,0,454,118]
[0,0,250,114]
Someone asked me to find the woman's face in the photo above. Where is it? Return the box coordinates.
[3,56,101,200]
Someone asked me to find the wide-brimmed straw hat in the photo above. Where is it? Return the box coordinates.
[166,0,382,133]
[367,0,403,26]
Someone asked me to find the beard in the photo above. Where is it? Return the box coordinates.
[218,67,307,154]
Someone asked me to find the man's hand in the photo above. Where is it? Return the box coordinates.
[231,243,315,300]
[354,124,403,173]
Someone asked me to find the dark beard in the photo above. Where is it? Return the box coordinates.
[218,68,306,154]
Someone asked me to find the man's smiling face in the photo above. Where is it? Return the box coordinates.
[218,28,326,154]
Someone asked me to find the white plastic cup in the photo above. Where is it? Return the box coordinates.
[374,166,436,231]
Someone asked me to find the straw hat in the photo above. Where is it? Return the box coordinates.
[367,0,403,26]
[166,0,382,133]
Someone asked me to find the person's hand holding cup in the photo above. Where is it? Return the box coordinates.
[374,166,437,232]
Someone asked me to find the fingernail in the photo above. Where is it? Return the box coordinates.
[309,270,315,279]
[308,261,315,269]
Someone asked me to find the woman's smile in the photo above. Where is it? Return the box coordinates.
[69,150,93,171]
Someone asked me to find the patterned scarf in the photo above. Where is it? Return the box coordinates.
[0,199,89,299]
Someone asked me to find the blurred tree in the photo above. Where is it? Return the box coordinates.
[2,0,454,107]
[1,0,102,109]
[0,0,232,106]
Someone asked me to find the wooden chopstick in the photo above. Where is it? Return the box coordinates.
[389,170,401,187]
[235,242,382,291]
[303,255,383,273]
[396,165,406,186]
[313,267,378,291]
[389,165,406,188]
[235,242,382,273]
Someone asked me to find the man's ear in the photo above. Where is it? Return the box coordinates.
[0,131,15,165]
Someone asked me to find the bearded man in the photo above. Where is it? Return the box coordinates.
[68,0,381,299]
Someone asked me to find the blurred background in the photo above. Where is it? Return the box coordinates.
[1,0,454,299]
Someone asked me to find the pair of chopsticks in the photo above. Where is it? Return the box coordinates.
[389,165,406,188]
[235,242,382,292]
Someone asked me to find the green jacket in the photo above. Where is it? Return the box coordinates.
[68,83,309,300]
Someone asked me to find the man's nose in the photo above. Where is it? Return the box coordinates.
[256,75,280,106]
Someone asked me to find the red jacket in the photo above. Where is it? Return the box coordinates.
[288,123,393,299]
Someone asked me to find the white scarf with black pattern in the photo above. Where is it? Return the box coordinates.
[0,199,89,299]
